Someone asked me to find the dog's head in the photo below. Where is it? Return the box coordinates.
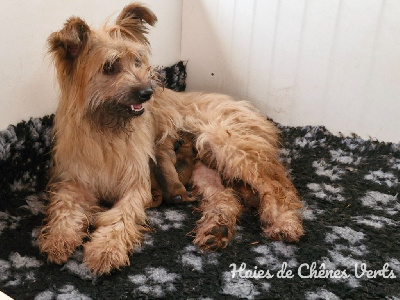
[48,3,158,130]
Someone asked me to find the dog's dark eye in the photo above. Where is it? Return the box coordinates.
[103,58,121,75]
[135,58,142,68]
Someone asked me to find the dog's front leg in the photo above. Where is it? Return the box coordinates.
[83,188,149,275]
[155,136,189,203]
[39,182,97,264]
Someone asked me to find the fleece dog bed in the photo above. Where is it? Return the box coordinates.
[0,62,399,299]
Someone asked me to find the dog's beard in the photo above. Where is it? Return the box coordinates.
[88,101,140,133]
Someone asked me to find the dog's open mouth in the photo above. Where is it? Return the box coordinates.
[129,104,145,116]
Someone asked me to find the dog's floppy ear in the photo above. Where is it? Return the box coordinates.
[116,3,157,44]
[48,17,90,64]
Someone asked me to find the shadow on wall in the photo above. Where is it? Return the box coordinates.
[182,1,245,98]
[182,0,297,121]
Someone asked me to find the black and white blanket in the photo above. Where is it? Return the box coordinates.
[0,63,399,299]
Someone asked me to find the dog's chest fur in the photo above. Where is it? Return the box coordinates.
[53,112,155,197]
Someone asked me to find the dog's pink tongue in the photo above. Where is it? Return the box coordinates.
[132,104,142,109]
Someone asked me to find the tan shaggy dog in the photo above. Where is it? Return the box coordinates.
[38,3,304,275]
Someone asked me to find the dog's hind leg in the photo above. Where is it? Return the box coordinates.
[189,97,304,242]
[252,164,304,242]
[198,136,304,242]
[191,161,242,251]
[39,182,97,264]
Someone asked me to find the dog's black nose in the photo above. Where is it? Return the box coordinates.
[138,88,153,101]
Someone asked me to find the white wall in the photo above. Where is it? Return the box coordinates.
[0,0,182,130]
[181,0,400,143]
[2,0,400,143]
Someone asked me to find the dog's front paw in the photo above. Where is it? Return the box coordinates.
[84,238,130,275]
[194,221,232,251]
[168,191,197,205]
[38,229,81,264]
[165,182,188,204]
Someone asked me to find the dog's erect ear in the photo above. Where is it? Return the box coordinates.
[48,17,90,62]
[116,3,157,44]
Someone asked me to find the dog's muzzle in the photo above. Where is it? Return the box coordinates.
[138,88,153,101]
[128,87,154,117]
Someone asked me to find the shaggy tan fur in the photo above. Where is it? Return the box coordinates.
[39,3,304,275]
[149,132,197,207]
